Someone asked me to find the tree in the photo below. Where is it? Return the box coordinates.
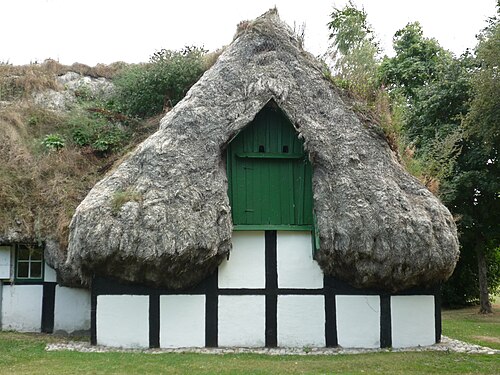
[403,56,471,152]
[465,15,500,152]
[327,1,379,98]
[441,137,500,313]
[380,14,500,312]
[379,22,464,187]
[379,22,452,101]
[328,4,499,309]
[446,13,500,313]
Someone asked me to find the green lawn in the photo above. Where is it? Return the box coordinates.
[0,302,498,375]
[442,300,500,350]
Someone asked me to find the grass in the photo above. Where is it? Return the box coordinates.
[0,332,498,375]
[0,58,178,246]
[442,298,500,350]
[0,302,499,375]
[111,188,143,214]
[0,60,126,101]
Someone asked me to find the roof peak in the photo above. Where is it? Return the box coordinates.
[234,7,282,40]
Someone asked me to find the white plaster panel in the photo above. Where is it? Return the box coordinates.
[277,295,325,347]
[1,285,43,332]
[336,295,380,348]
[391,295,435,348]
[218,295,265,347]
[160,295,205,348]
[218,231,265,289]
[54,286,91,333]
[0,246,11,279]
[277,231,323,289]
[44,263,57,282]
[97,295,149,348]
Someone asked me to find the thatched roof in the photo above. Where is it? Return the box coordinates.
[66,9,459,291]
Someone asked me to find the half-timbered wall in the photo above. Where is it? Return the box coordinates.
[92,231,440,349]
[0,245,90,334]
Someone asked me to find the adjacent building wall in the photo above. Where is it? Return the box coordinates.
[0,249,91,335]
[1,284,43,331]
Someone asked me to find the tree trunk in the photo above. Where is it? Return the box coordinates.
[476,238,492,314]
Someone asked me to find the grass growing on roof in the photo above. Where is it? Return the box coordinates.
[0,59,159,244]
[111,189,143,214]
[0,53,213,246]
[0,103,151,245]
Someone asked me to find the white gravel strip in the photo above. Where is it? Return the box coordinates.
[46,336,499,355]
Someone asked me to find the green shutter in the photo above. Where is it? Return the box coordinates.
[227,106,313,230]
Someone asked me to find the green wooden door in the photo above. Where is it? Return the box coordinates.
[227,106,313,230]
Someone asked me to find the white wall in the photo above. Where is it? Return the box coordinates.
[54,286,91,333]
[1,285,43,332]
[160,295,205,348]
[277,231,323,289]
[0,246,11,279]
[391,295,435,348]
[44,264,57,282]
[218,231,265,289]
[277,295,325,347]
[218,295,265,347]
[336,295,380,348]
[97,295,149,348]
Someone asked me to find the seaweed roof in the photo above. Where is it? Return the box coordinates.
[66,9,459,291]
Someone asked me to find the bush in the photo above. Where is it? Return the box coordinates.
[112,46,207,118]
[41,133,65,151]
[67,111,127,153]
[92,126,126,152]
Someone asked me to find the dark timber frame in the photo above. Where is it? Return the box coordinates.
[91,230,441,348]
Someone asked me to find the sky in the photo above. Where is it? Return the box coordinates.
[0,0,497,66]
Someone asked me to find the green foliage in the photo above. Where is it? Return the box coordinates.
[443,244,500,307]
[405,56,472,151]
[440,13,500,307]
[378,20,472,188]
[379,22,453,101]
[73,84,95,102]
[112,46,207,118]
[41,133,65,151]
[416,130,464,188]
[67,111,127,153]
[440,134,500,306]
[327,1,377,55]
[92,127,126,152]
[393,56,470,188]
[327,2,379,98]
[464,18,500,152]
[377,8,499,307]
[0,62,148,245]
